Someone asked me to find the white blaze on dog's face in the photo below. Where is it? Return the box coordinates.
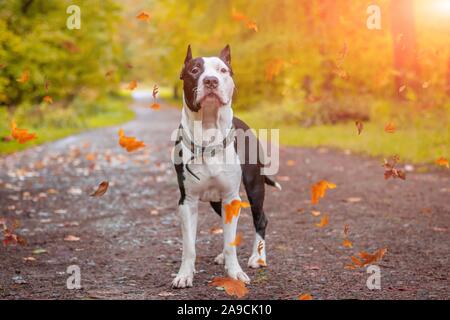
[180,45,235,115]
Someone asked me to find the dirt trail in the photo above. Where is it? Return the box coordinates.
[0,100,449,299]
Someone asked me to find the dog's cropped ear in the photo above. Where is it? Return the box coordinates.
[219,44,231,66]
[180,44,193,79]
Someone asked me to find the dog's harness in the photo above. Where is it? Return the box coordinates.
[177,124,236,180]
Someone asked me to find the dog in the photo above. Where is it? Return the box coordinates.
[172,45,280,288]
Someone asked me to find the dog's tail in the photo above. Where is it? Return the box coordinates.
[264,176,282,191]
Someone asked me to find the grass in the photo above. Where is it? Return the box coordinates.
[0,94,135,155]
[237,100,449,164]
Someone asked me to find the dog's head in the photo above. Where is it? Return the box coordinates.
[180,45,235,112]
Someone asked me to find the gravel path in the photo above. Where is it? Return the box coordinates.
[0,99,449,300]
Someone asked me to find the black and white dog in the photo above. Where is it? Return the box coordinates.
[172,45,280,288]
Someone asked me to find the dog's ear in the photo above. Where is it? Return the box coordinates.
[219,44,231,66]
[180,44,193,79]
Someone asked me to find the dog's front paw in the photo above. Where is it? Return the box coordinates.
[226,266,250,284]
[172,272,194,288]
[248,254,267,269]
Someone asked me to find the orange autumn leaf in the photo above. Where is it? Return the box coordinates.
[246,21,258,32]
[90,181,109,197]
[311,180,336,204]
[298,293,313,300]
[315,214,329,228]
[342,239,353,248]
[231,7,247,21]
[43,95,53,104]
[150,103,160,110]
[346,248,388,269]
[435,157,449,168]
[16,70,29,83]
[286,160,296,166]
[118,128,146,152]
[398,85,406,93]
[10,121,37,144]
[311,210,321,217]
[224,200,250,224]
[355,120,364,135]
[384,122,396,133]
[229,233,242,247]
[209,277,248,298]
[127,80,138,90]
[209,226,223,235]
[136,11,151,21]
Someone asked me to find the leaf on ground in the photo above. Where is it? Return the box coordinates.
[118,128,146,152]
[209,277,248,298]
[435,157,449,168]
[64,235,80,242]
[10,121,37,144]
[286,160,296,166]
[383,156,406,180]
[229,233,242,247]
[342,239,353,248]
[23,256,36,262]
[355,121,364,135]
[136,11,151,21]
[315,215,329,228]
[311,210,321,216]
[127,80,138,90]
[345,197,361,203]
[150,103,160,110]
[43,95,53,104]
[32,248,47,255]
[311,180,336,204]
[298,293,313,300]
[90,181,109,197]
[209,226,223,234]
[384,122,396,133]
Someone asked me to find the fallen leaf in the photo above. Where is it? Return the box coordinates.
[311,210,321,216]
[23,256,36,262]
[127,80,137,90]
[150,103,160,110]
[118,128,146,152]
[17,70,29,83]
[298,293,313,300]
[345,197,362,203]
[384,122,396,133]
[315,215,329,228]
[10,120,37,144]
[43,95,53,104]
[229,233,242,247]
[209,226,223,234]
[32,248,47,255]
[311,180,336,204]
[286,160,296,166]
[209,277,248,298]
[136,11,151,21]
[64,235,80,242]
[344,224,350,236]
[246,21,258,32]
[90,181,109,197]
[435,157,449,168]
[342,239,353,248]
[355,121,364,135]
[383,156,406,180]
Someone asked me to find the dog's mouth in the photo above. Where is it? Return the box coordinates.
[199,91,227,106]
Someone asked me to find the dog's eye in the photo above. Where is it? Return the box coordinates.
[220,68,227,73]
[191,67,199,74]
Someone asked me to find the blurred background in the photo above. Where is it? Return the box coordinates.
[0,0,449,163]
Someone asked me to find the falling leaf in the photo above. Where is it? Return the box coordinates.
[355,121,364,135]
[64,235,80,242]
[298,293,313,300]
[209,226,223,234]
[315,215,329,228]
[209,277,248,298]
[342,239,353,248]
[127,80,138,90]
[384,122,396,133]
[224,200,250,224]
[43,95,53,104]
[383,156,406,180]
[311,180,337,204]
[229,233,242,246]
[90,181,109,197]
[16,70,29,83]
[118,128,146,152]
[246,21,258,32]
[346,248,387,269]
[435,157,449,168]
[136,11,151,21]
[10,121,37,144]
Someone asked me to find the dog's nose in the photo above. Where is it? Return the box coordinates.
[203,76,219,89]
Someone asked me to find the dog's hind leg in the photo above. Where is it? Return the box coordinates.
[172,197,198,288]
[210,201,226,265]
[243,174,268,269]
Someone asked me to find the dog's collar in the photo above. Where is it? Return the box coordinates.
[178,124,235,158]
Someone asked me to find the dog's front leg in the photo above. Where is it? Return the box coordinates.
[222,196,250,283]
[172,198,198,288]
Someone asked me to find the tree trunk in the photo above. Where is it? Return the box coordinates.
[390,0,420,99]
